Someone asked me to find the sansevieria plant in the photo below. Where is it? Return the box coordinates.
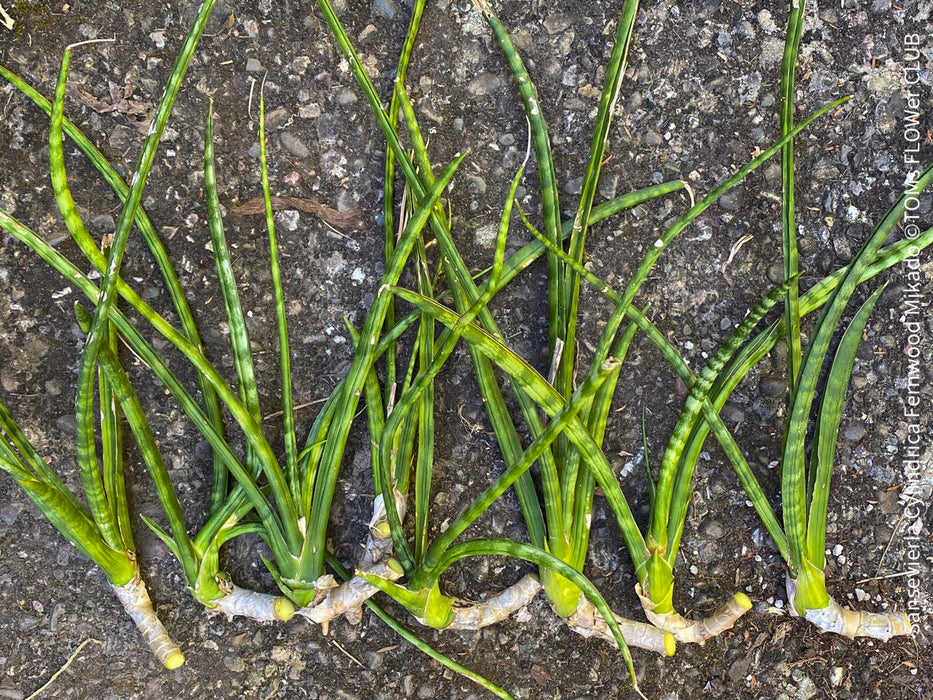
[0,256,184,669]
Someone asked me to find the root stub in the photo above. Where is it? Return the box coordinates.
[111,578,185,669]
[786,577,911,641]
[296,561,403,625]
[566,596,676,656]
[207,584,296,622]
[425,574,542,630]
[636,585,752,644]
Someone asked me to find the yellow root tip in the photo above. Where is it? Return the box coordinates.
[734,592,752,610]
[386,558,404,576]
[274,597,297,621]
[664,633,677,656]
[164,651,185,670]
[373,520,392,538]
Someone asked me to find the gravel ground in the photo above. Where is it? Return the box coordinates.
[0,1,931,698]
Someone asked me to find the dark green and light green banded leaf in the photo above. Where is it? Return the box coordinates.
[0,61,229,515]
[0,440,34,484]
[74,303,200,585]
[511,206,644,569]
[392,327,618,581]
[298,153,467,588]
[344,319,388,498]
[649,276,799,552]
[98,325,133,550]
[317,3,588,586]
[566,319,640,575]
[14,476,136,585]
[204,103,263,474]
[478,0,563,353]
[392,80,551,555]
[806,286,885,567]
[783,162,933,575]
[393,339,422,495]
[642,410,656,507]
[516,208,788,560]
[557,0,639,408]
[576,98,849,413]
[391,288,650,574]
[383,0,427,408]
[379,161,528,565]
[0,209,297,566]
[71,1,219,558]
[296,308,422,514]
[671,219,933,557]
[414,244,436,563]
[467,179,687,312]
[665,322,788,561]
[47,46,121,551]
[780,0,807,395]
[258,92,299,495]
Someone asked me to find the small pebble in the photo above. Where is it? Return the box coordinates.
[373,0,399,20]
[280,132,311,159]
[55,414,78,435]
[334,88,357,106]
[474,223,498,248]
[277,210,300,232]
[0,504,23,526]
[465,174,487,195]
[467,73,501,96]
[717,186,745,212]
[598,173,619,201]
[844,424,866,441]
[565,177,583,196]
[699,520,724,539]
[91,214,115,232]
[49,603,65,632]
[223,655,246,672]
[696,541,720,564]
[644,129,663,146]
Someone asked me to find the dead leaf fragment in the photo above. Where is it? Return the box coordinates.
[68,83,154,135]
[230,195,366,231]
[530,664,551,687]
[771,622,791,647]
